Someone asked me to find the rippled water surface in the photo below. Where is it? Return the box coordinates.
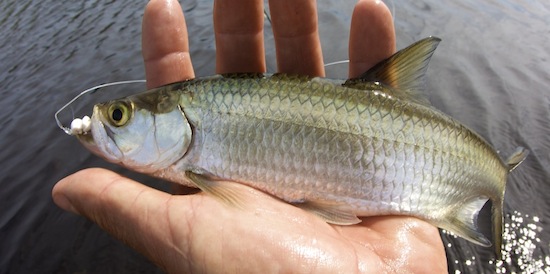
[1,0,548,273]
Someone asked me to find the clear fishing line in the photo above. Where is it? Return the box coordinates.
[55,80,146,135]
[324,60,350,67]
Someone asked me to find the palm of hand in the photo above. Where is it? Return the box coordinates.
[161,183,447,273]
[63,169,445,273]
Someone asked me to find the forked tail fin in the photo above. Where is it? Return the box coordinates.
[440,197,491,247]
[493,197,504,259]
[493,147,529,258]
[506,147,528,172]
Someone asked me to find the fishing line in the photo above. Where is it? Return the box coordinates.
[55,80,146,135]
[263,9,272,25]
[324,60,350,67]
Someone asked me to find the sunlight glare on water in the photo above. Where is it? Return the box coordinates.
[443,210,548,273]
[495,211,549,274]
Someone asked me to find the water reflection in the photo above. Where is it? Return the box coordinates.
[498,211,548,273]
[443,210,548,273]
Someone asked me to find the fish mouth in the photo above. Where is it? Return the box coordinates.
[76,130,104,158]
[75,106,123,162]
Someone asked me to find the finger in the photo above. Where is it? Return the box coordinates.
[52,168,187,272]
[143,0,194,88]
[214,0,265,74]
[268,0,324,77]
[348,0,396,78]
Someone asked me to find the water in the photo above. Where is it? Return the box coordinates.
[1,0,548,273]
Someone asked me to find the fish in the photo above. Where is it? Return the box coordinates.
[73,37,527,258]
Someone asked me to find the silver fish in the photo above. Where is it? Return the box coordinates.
[73,37,527,257]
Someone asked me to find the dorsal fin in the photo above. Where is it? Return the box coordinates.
[344,37,441,105]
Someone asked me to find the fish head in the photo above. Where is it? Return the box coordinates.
[77,91,192,173]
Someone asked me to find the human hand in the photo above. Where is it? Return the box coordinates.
[53,0,448,273]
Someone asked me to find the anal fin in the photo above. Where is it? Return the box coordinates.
[293,200,361,225]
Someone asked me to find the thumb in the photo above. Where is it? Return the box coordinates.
[52,168,186,272]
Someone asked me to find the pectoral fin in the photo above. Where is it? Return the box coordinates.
[293,200,361,225]
[185,171,244,208]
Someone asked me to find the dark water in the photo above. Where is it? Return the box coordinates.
[1,0,548,273]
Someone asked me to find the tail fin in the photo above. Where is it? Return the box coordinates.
[506,147,528,172]
[492,197,504,259]
[492,147,529,258]
[440,197,491,247]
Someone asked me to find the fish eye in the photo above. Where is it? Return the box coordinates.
[107,101,132,127]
